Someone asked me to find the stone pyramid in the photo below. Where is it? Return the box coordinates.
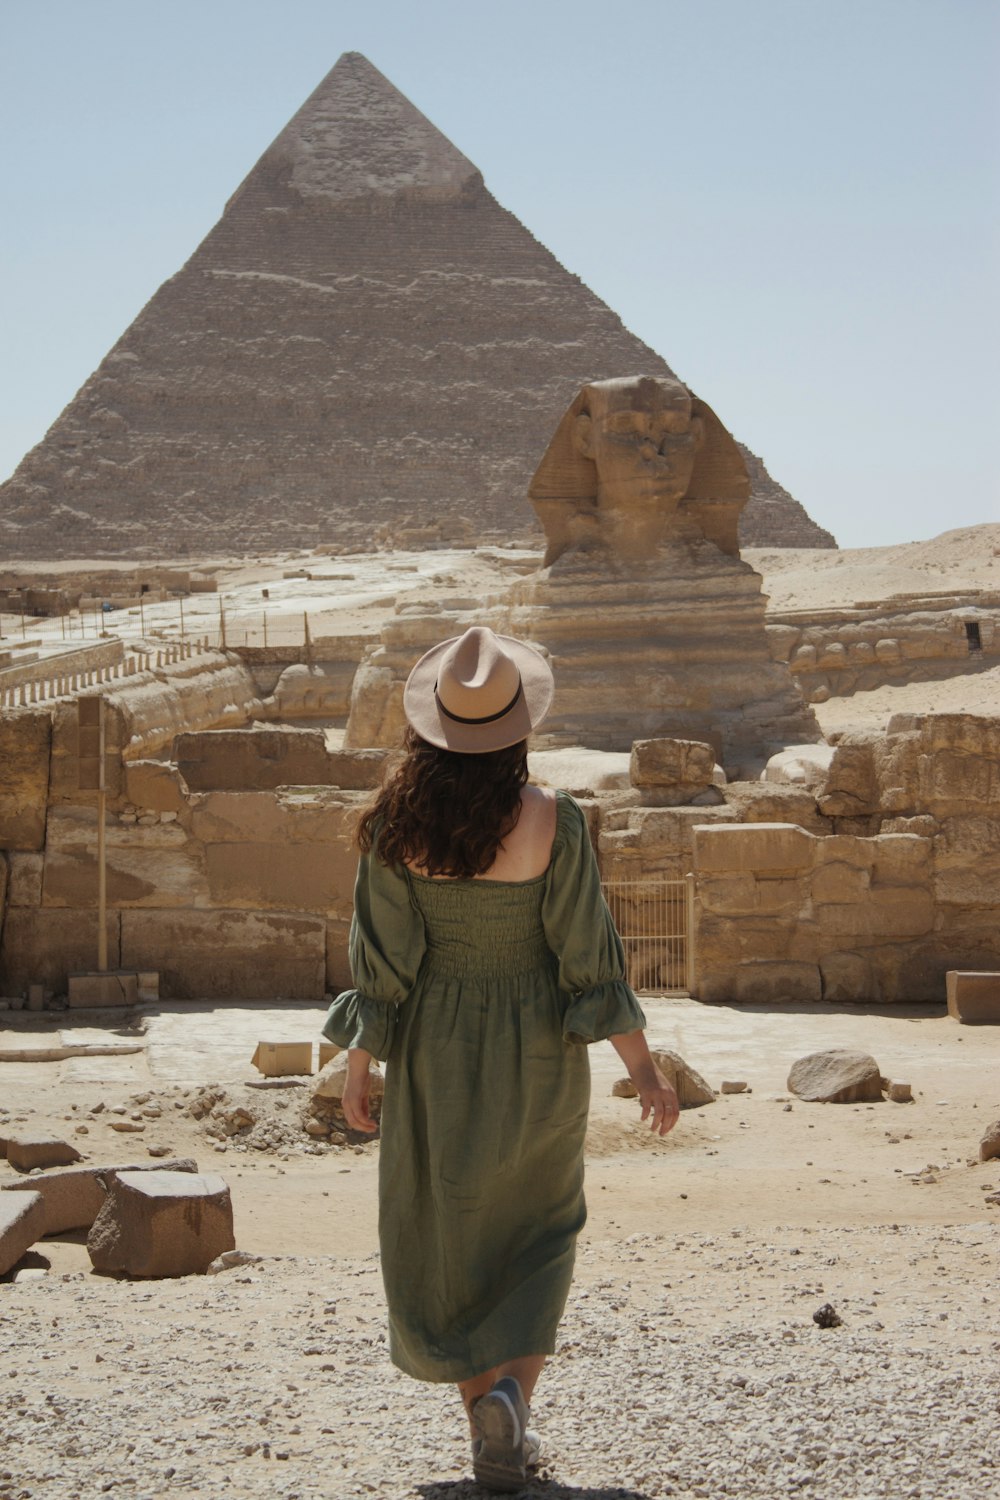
[0,53,834,559]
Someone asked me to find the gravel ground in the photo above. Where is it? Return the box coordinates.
[2,1224,996,1500]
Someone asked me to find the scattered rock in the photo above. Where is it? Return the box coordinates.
[6,1132,83,1171]
[720,1080,748,1094]
[979,1119,1000,1163]
[207,1249,263,1275]
[649,1050,716,1108]
[612,1078,638,1099]
[88,1170,235,1278]
[886,1080,913,1103]
[788,1049,883,1104]
[108,1120,146,1132]
[812,1303,843,1329]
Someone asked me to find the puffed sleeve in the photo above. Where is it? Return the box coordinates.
[322,842,426,1061]
[541,792,647,1045]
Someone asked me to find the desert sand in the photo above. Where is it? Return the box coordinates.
[2,999,998,1499]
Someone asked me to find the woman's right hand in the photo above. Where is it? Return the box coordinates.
[341,1047,378,1134]
[634,1067,680,1136]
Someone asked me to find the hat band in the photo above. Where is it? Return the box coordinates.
[434,679,523,726]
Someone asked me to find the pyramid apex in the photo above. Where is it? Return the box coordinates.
[251,51,480,204]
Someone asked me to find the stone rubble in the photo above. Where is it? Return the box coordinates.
[787,1049,885,1104]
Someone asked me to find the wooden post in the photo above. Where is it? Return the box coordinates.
[139,595,146,635]
[219,598,227,650]
[303,611,313,669]
[263,610,268,649]
[179,595,185,640]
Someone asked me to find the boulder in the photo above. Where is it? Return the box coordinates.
[1,1158,198,1234]
[720,1080,748,1094]
[630,738,718,798]
[611,1077,638,1098]
[648,1049,716,1108]
[0,1191,46,1276]
[979,1119,1000,1164]
[761,744,835,790]
[87,1170,235,1278]
[787,1049,884,1104]
[6,1132,83,1172]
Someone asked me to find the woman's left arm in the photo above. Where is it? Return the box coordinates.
[609,1029,680,1136]
[341,1046,378,1135]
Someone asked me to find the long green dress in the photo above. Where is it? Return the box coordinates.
[322,790,646,1383]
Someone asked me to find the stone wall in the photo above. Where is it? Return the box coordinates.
[769,595,1000,703]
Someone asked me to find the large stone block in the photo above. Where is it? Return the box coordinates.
[0,710,51,849]
[629,738,716,793]
[6,1133,83,1171]
[946,971,1000,1025]
[820,950,878,1003]
[693,822,816,876]
[1,1158,198,1234]
[733,960,822,1004]
[814,736,879,818]
[124,760,189,813]
[811,862,870,905]
[7,852,43,906]
[761,744,835,789]
[119,908,325,999]
[190,788,362,846]
[0,1191,46,1275]
[176,726,330,791]
[204,840,356,914]
[42,810,209,909]
[0,908,121,994]
[87,1170,235,1278]
[788,1048,883,1103]
[67,970,140,1008]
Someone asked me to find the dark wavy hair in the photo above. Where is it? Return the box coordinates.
[357,726,529,878]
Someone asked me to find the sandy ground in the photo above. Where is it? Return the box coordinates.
[2,1000,998,1498]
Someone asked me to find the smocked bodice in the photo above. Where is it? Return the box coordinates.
[406,872,553,980]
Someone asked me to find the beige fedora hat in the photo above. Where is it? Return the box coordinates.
[403,626,554,753]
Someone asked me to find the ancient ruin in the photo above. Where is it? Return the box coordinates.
[0,53,832,559]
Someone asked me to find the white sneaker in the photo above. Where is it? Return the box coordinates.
[472,1376,536,1492]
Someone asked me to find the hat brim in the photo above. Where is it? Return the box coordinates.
[403,633,555,753]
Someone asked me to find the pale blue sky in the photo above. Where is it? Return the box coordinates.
[1,0,997,548]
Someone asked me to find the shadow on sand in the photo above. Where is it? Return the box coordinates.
[418,1481,655,1500]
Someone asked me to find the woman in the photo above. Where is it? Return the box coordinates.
[323,625,679,1492]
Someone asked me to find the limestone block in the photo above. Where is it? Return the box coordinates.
[7,852,44,907]
[820,951,877,1003]
[816,887,934,939]
[850,641,875,665]
[529,747,631,796]
[343,657,404,750]
[886,1081,912,1103]
[815,736,879,817]
[87,1170,235,1278]
[733,961,822,1005]
[67,971,139,1008]
[946,972,1000,1025]
[979,1119,1000,1163]
[124,760,188,813]
[1,1159,197,1234]
[933,817,1000,906]
[42,810,208,909]
[175,725,331,791]
[190,788,361,846]
[764,625,800,663]
[204,840,356,913]
[119,908,325,1000]
[921,713,1000,759]
[647,1049,716,1108]
[761,744,835,790]
[693,822,816,876]
[925,750,992,812]
[811,862,869,905]
[0,1192,46,1276]
[0,908,121,994]
[6,1132,83,1171]
[721,781,826,833]
[869,834,932,887]
[790,644,817,669]
[251,1041,314,1077]
[0,710,51,849]
[629,738,716,792]
[817,642,847,670]
[874,638,901,662]
[788,1049,883,1103]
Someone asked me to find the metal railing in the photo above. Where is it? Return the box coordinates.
[602,876,694,995]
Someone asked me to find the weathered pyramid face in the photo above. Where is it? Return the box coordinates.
[0,53,833,559]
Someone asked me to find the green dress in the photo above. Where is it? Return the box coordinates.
[322,790,646,1383]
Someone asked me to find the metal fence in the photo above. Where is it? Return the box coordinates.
[602,877,694,994]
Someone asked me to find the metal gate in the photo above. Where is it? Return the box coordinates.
[602,877,694,994]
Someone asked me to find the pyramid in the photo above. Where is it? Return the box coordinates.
[0,53,835,558]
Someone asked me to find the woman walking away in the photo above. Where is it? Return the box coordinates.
[323,626,679,1492]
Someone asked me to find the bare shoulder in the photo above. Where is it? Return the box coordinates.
[520,782,558,835]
